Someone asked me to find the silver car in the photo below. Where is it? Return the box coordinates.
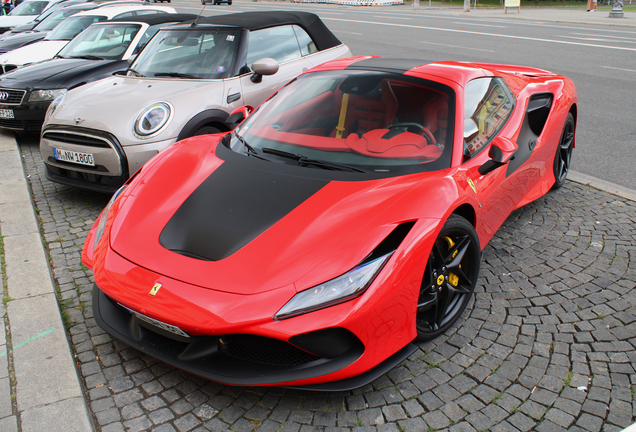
[40,11,352,192]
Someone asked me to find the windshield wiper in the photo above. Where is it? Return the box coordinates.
[70,55,104,60]
[262,148,366,173]
[127,68,144,77]
[234,133,270,162]
[154,72,199,79]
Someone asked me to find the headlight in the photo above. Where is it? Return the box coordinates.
[274,253,392,320]
[133,102,172,138]
[28,89,67,103]
[43,92,66,123]
[93,185,127,250]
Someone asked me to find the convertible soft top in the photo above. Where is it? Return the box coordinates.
[108,13,199,26]
[183,11,342,51]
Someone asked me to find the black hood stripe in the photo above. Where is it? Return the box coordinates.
[159,160,329,261]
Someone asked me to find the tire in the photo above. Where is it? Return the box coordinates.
[192,126,221,136]
[551,112,575,190]
[415,214,480,341]
[201,0,206,4]
[228,1,232,4]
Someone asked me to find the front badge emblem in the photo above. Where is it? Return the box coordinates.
[149,283,161,296]
[467,178,477,194]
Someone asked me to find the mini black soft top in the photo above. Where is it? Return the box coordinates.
[174,11,342,52]
[108,13,199,27]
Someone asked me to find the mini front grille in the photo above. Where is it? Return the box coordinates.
[0,88,25,105]
[219,334,321,366]
[43,131,112,148]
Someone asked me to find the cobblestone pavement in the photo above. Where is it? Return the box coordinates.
[18,134,636,432]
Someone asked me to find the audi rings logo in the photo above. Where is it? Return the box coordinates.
[0,92,9,101]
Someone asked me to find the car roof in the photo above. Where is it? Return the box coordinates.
[73,5,175,19]
[175,11,342,52]
[107,13,198,26]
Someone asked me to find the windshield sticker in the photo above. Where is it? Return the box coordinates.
[217,66,225,72]
[226,35,235,42]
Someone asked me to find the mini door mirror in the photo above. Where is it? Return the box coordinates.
[250,58,279,83]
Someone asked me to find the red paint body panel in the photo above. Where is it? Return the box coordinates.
[83,57,577,387]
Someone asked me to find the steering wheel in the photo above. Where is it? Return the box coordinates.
[387,123,436,144]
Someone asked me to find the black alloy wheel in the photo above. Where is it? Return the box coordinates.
[416,214,480,341]
[551,112,575,190]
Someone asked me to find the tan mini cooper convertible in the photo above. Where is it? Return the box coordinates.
[40,11,352,192]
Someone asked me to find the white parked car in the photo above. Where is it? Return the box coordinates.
[40,11,353,192]
[0,0,76,34]
[0,4,176,73]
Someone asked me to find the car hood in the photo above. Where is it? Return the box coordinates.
[47,76,231,144]
[109,137,434,295]
[0,58,124,89]
[0,16,36,29]
[0,31,46,53]
[0,40,68,66]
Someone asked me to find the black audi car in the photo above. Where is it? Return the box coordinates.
[0,13,196,132]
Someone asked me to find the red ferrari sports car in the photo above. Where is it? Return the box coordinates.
[82,56,577,390]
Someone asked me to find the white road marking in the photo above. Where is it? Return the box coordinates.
[600,65,636,73]
[373,16,411,20]
[420,41,495,52]
[452,21,507,28]
[336,31,363,35]
[323,17,636,52]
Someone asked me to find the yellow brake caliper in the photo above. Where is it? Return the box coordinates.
[441,236,460,287]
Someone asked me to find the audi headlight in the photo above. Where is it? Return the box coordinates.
[274,253,392,320]
[133,102,172,138]
[93,185,127,250]
[28,89,67,103]
[44,92,66,123]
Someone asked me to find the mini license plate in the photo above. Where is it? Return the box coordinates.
[53,147,95,167]
[0,109,14,119]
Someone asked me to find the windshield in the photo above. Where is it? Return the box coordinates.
[45,15,106,41]
[129,28,242,79]
[9,1,48,16]
[232,70,455,175]
[57,23,141,60]
[34,7,90,32]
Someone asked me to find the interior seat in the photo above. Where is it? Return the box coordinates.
[423,94,449,145]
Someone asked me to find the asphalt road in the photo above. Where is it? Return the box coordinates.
[169,0,636,191]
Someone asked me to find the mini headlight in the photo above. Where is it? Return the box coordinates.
[134,102,172,138]
[93,185,127,250]
[43,93,66,123]
[28,89,67,103]
[274,253,392,320]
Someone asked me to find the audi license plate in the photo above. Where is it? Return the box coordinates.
[53,147,95,167]
[0,109,13,119]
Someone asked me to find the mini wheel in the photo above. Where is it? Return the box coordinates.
[416,214,480,341]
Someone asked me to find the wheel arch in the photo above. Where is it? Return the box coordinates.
[177,109,230,141]
[451,203,476,228]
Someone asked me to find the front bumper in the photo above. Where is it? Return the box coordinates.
[0,94,48,132]
[93,284,418,389]
[41,124,176,192]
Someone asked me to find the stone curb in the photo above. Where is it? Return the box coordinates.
[0,130,93,432]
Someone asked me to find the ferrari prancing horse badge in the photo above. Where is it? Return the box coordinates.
[149,283,162,296]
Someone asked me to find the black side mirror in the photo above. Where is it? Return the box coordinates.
[226,111,245,129]
[478,144,507,175]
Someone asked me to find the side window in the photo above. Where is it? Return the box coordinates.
[246,25,302,69]
[134,10,162,15]
[464,77,513,156]
[114,12,135,19]
[292,25,317,56]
